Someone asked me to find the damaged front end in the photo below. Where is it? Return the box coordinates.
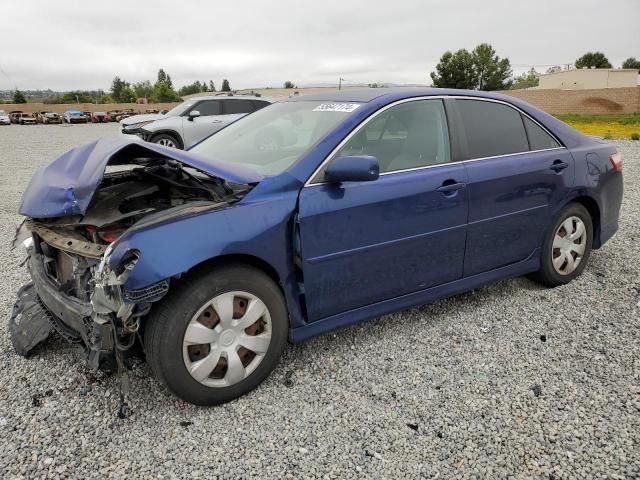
[11,138,254,371]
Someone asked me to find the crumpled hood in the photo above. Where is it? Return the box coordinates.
[121,113,165,125]
[19,136,263,219]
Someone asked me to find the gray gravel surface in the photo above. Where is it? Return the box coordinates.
[0,124,639,479]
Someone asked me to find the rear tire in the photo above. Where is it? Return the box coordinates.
[531,203,593,287]
[144,265,288,405]
[150,132,183,149]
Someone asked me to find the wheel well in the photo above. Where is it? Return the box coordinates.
[571,196,601,248]
[182,254,282,287]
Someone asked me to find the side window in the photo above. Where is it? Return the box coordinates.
[222,100,254,115]
[523,115,560,150]
[457,99,529,159]
[194,100,221,116]
[334,99,451,174]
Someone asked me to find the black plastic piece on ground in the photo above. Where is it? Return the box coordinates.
[9,283,53,356]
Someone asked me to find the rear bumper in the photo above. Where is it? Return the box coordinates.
[597,172,623,248]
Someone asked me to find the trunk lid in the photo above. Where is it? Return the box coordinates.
[19,136,263,219]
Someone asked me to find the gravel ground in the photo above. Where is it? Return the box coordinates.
[0,124,638,479]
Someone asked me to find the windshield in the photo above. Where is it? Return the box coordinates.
[165,101,196,117]
[190,101,358,176]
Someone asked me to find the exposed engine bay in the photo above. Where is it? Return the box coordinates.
[11,157,251,415]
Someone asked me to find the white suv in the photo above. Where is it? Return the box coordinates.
[121,95,273,149]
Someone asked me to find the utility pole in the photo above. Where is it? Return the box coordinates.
[338,77,343,90]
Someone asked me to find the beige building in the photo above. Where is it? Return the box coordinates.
[538,68,639,90]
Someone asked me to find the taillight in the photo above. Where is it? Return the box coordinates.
[609,153,623,173]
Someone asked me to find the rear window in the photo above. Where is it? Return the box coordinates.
[523,115,560,150]
[222,99,255,115]
[457,99,529,159]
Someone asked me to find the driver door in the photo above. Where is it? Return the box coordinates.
[297,99,469,321]
[183,99,224,147]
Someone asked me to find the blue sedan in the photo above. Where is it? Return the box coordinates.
[14,88,623,405]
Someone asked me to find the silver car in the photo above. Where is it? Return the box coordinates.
[0,110,10,125]
[121,96,273,149]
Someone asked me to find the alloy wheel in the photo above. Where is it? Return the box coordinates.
[156,138,176,148]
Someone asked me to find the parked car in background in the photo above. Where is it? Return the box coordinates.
[107,110,123,122]
[0,110,10,125]
[63,110,89,124]
[90,112,108,123]
[115,109,135,122]
[18,113,37,125]
[12,88,623,406]
[36,112,62,124]
[121,95,272,149]
[83,112,93,122]
[9,111,23,124]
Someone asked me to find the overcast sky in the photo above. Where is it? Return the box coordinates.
[1,0,638,91]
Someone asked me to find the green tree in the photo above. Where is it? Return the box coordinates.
[283,81,296,89]
[472,43,512,90]
[575,52,612,69]
[157,69,167,84]
[510,68,539,90]
[430,49,476,89]
[133,80,153,100]
[121,86,137,103]
[150,82,181,102]
[13,90,27,103]
[221,79,231,92]
[110,76,132,102]
[208,80,216,92]
[98,94,113,104]
[431,44,513,90]
[622,57,640,69]
[178,81,206,96]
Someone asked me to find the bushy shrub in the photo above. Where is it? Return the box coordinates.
[631,132,640,141]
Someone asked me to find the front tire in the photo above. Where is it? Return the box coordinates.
[150,132,182,149]
[144,265,288,405]
[531,203,593,287]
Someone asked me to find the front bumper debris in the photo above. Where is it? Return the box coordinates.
[9,283,52,357]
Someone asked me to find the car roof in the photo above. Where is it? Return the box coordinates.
[187,95,273,103]
[287,87,528,104]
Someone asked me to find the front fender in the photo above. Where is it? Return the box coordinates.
[108,194,295,289]
[106,191,306,328]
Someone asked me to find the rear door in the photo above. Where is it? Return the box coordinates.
[452,98,574,276]
[298,98,469,321]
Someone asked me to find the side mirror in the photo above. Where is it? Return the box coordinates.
[324,155,379,183]
[187,110,201,121]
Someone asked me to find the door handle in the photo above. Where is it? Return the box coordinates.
[550,160,568,173]
[436,181,467,194]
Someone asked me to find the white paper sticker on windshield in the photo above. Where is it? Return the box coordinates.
[312,103,360,113]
